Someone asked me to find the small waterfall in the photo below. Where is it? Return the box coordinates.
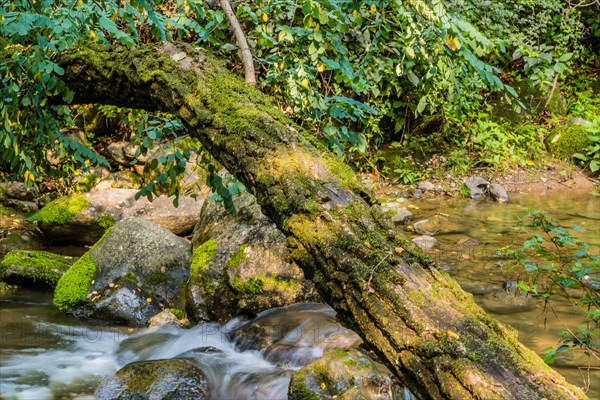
[1,300,417,400]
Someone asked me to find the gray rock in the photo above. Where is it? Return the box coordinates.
[412,235,439,250]
[381,202,413,225]
[104,141,132,166]
[565,117,592,126]
[488,183,509,203]
[187,191,319,322]
[0,182,37,202]
[69,218,191,326]
[92,171,143,191]
[35,189,202,244]
[229,303,361,368]
[0,250,75,287]
[288,348,398,400]
[95,359,210,400]
[76,280,163,325]
[417,181,435,191]
[464,176,490,200]
[0,230,43,259]
[148,309,191,328]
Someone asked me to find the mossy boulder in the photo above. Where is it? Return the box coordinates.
[0,250,75,287]
[54,219,191,325]
[95,359,210,400]
[288,348,399,400]
[34,190,203,244]
[32,194,103,244]
[187,189,319,322]
[547,124,592,158]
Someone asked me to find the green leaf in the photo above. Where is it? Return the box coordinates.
[416,96,427,114]
[407,73,419,86]
[53,63,64,76]
[557,52,573,62]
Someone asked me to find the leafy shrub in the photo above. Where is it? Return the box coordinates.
[501,211,599,364]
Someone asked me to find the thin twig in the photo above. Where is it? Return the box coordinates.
[220,0,256,86]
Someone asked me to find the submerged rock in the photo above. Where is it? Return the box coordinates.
[0,250,75,287]
[53,218,191,326]
[187,191,319,322]
[288,348,398,400]
[412,235,439,250]
[95,359,210,400]
[481,286,538,314]
[409,214,463,236]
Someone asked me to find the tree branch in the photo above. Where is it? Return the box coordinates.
[220,0,256,86]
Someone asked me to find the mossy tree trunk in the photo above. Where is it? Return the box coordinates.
[57,43,587,399]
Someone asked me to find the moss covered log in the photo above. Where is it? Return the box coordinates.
[56,43,587,399]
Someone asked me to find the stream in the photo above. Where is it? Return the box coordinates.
[0,188,598,399]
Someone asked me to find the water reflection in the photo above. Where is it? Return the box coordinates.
[408,189,600,398]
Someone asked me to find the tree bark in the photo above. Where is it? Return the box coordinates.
[56,42,588,399]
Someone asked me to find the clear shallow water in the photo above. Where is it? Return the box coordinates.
[407,189,600,399]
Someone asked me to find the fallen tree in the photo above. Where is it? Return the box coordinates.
[56,42,587,399]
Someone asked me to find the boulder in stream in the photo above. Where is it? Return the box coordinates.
[464,176,490,200]
[412,235,439,250]
[288,348,399,400]
[463,177,509,203]
[95,359,210,400]
[33,189,202,244]
[53,218,191,326]
[0,250,75,287]
[381,202,413,225]
[187,190,319,322]
[228,303,362,368]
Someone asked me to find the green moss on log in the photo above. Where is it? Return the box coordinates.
[33,195,89,225]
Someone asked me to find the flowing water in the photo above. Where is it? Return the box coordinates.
[0,188,598,399]
[0,296,414,399]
